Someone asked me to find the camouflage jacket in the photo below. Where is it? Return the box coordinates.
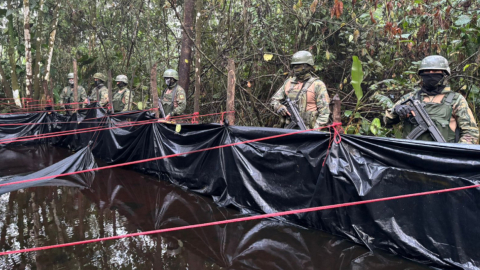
[270,76,330,129]
[90,84,109,107]
[60,85,87,106]
[112,86,132,112]
[384,87,479,144]
[160,84,186,116]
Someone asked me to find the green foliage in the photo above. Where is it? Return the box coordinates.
[351,56,364,107]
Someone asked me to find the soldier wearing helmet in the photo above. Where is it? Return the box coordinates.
[90,72,109,107]
[112,74,133,112]
[159,69,186,120]
[385,55,478,144]
[270,51,331,129]
[59,73,88,111]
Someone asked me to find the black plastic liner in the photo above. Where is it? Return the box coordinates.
[1,109,480,269]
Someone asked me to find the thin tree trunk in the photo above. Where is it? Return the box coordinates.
[33,0,45,100]
[151,63,159,119]
[73,60,79,111]
[178,0,195,95]
[44,2,61,100]
[226,59,235,125]
[107,70,113,112]
[23,0,33,98]
[194,0,203,113]
[7,0,21,98]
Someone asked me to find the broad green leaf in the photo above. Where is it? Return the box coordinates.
[344,110,352,117]
[455,15,471,26]
[463,64,471,71]
[351,56,364,106]
[137,101,143,110]
[370,118,381,135]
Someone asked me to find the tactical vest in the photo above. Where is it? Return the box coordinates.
[284,77,319,128]
[112,89,128,112]
[161,86,178,116]
[403,91,458,143]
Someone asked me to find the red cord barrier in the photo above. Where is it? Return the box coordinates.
[0,106,106,116]
[0,109,154,127]
[0,123,341,189]
[1,180,478,256]
[0,111,235,144]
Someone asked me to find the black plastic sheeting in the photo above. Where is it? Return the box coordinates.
[1,108,480,269]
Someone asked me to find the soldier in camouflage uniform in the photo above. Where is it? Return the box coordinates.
[59,73,88,110]
[385,55,478,144]
[89,72,109,107]
[270,51,331,129]
[159,69,186,120]
[112,75,133,112]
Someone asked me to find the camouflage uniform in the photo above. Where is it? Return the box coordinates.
[160,83,186,116]
[59,85,87,108]
[112,86,132,112]
[385,87,479,144]
[271,74,330,129]
[90,84,109,107]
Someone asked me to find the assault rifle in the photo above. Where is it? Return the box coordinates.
[401,98,446,143]
[282,97,307,130]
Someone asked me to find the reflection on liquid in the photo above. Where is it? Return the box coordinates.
[0,146,430,269]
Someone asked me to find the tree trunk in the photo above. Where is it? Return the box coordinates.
[73,60,79,111]
[151,63,159,119]
[178,0,195,95]
[194,0,203,113]
[44,1,61,101]
[0,63,13,99]
[7,0,21,98]
[107,70,113,112]
[33,0,45,100]
[23,0,33,99]
[226,59,235,125]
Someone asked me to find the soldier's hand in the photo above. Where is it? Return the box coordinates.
[276,105,290,116]
[394,104,414,118]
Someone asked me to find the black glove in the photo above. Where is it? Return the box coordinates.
[394,104,414,118]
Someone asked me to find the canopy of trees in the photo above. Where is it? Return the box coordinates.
[0,0,479,137]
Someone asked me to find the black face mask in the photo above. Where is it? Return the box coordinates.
[95,80,103,87]
[420,73,445,94]
[165,78,175,87]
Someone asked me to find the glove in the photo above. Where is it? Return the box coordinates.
[276,105,289,116]
[394,104,414,118]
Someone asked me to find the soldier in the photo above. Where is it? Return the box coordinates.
[89,72,109,107]
[112,75,133,112]
[159,69,186,120]
[270,51,331,129]
[59,73,88,110]
[384,55,479,144]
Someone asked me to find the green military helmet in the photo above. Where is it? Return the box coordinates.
[93,72,107,82]
[163,69,179,80]
[290,51,315,67]
[67,73,74,79]
[418,55,451,75]
[115,74,128,84]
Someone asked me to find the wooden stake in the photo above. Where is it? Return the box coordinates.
[226,59,235,125]
[332,94,342,132]
[73,60,79,111]
[150,63,159,119]
[107,70,114,113]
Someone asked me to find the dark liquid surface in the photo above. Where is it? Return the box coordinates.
[0,145,431,269]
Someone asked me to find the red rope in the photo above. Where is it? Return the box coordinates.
[0,111,235,144]
[0,109,154,126]
[0,123,341,188]
[1,181,478,256]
